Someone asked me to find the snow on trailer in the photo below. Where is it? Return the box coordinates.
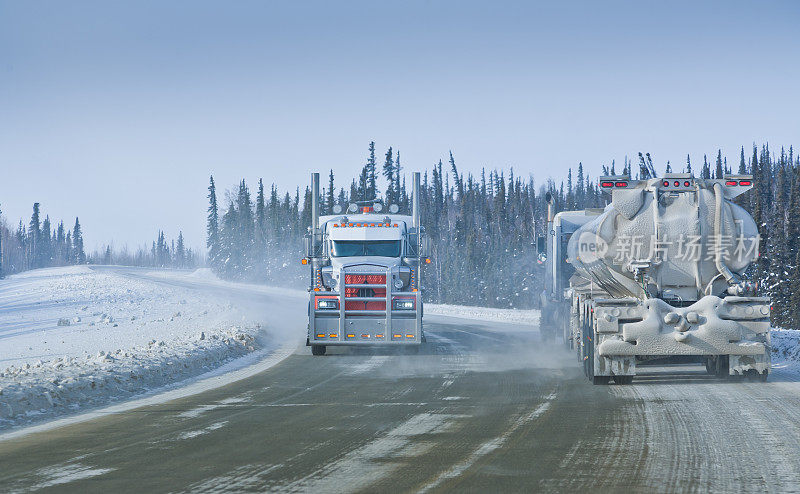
[303,172,429,355]
[538,173,770,384]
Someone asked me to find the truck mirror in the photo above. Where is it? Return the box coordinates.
[537,235,546,255]
[420,235,430,257]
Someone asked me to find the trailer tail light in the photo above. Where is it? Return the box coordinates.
[674,181,680,187]
[684,181,691,187]
[725,181,738,186]
[662,181,669,187]
[739,180,752,186]
[615,182,628,187]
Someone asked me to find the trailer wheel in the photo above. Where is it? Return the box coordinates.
[614,375,634,385]
[311,345,326,356]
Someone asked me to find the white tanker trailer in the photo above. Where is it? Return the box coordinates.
[539,173,770,384]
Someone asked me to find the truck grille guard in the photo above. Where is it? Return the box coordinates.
[311,263,422,339]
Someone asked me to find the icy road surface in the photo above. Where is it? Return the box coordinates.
[1,267,800,492]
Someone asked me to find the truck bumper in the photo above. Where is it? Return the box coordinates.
[308,289,423,346]
[593,296,770,376]
[309,315,421,346]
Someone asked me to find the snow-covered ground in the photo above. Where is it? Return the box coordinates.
[426,304,540,326]
[0,266,266,430]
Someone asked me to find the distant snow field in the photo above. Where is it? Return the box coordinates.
[0,266,264,430]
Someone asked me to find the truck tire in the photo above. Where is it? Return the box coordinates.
[311,345,326,356]
[715,355,729,378]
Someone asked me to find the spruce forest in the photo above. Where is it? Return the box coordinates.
[0,203,86,277]
[206,142,800,330]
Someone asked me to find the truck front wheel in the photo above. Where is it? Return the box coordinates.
[311,345,326,356]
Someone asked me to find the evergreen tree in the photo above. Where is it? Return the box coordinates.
[72,218,86,264]
[176,232,186,268]
[29,203,41,268]
[715,150,724,179]
[207,176,221,271]
[326,170,335,214]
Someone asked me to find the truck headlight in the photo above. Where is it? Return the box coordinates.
[317,299,339,310]
[392,298,415,310]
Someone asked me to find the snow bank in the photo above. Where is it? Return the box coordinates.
[426,304,540,326]
[771,329,800,377]
[0,267,264,430]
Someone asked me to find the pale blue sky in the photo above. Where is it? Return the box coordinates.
[1,0,799,251]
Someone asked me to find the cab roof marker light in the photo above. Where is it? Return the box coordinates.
[725,181,738,186]
[615,182,628,187]
[601,181,614,188]
[739,180,752,186]
[674,181,680,187]
[662,181,669,187]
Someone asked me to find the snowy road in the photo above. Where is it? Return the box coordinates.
[1,269,800,492]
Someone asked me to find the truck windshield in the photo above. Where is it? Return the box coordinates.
[331,240,401,257]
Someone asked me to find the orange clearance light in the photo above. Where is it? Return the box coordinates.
[361,334,370,338]
[393,223,398,227]
[301,259,308,265]
[329,333,338,338]
[348,223,354,227]
[370,223,375,227]
[412,288,418,292]
[725,181,738,186]
[376,334,384,338]
[316,333,325,338]
[425,258,432,264]
[385,223,390,227]
[393,334,402,338]
[405,334,414,338]
[314,288,320,291]
[347,334,355,338]
[739,180,752,186]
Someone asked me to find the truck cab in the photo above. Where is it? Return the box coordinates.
[304,173,428,356]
